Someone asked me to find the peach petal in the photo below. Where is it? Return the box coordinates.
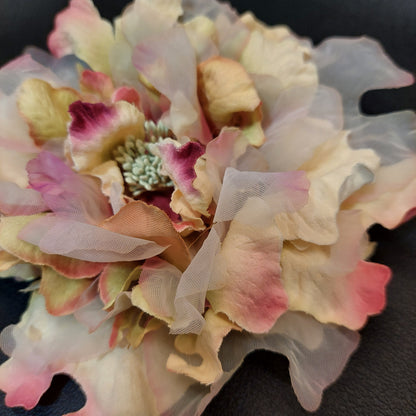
[101,201,191,271]
[80,69,114,101]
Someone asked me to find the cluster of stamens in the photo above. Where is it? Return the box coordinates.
[113,120,174,196]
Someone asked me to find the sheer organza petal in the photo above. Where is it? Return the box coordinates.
[219,311,360,412]
[314,37,415,165]
[19,215,166,263]
[0,215,105,278]
[133,27,211,142]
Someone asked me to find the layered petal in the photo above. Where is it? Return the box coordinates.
[167,309,238,384]
[0,215,105,279]
[0,293,113,410]
[133,27,211,142]
[19,215,166,263]
[101,201,191,271]
[281,210,391,329]
[0,181,47,216]
[48,0,115,74]
[274,133,380,245]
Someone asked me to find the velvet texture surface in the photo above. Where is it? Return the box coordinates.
[0,0,415,415]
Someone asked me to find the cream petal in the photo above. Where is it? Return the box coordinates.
[344,156,416,229]
[119,0,182,47]
[274,133,380,245]
[48,0,115,75]
[167,310,238,384]
[240,23,318,91]
[63,346,159,416]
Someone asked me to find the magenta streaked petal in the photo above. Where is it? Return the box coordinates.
[158,141,205,196]
[68,101,115,142]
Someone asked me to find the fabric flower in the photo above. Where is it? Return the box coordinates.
[0,0,415,415]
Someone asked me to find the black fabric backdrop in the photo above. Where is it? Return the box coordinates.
[0,1,415,415]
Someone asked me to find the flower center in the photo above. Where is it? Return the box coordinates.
[113,121,174,196]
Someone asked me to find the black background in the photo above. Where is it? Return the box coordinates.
[0,1,415,415]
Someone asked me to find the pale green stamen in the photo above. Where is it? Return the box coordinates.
[114,121,174,196]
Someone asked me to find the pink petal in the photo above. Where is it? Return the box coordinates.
[27,151,112,222]
[208,217,287,333]
[68,100,145,172]
[0,293,113,410]
[112,86,141,108]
